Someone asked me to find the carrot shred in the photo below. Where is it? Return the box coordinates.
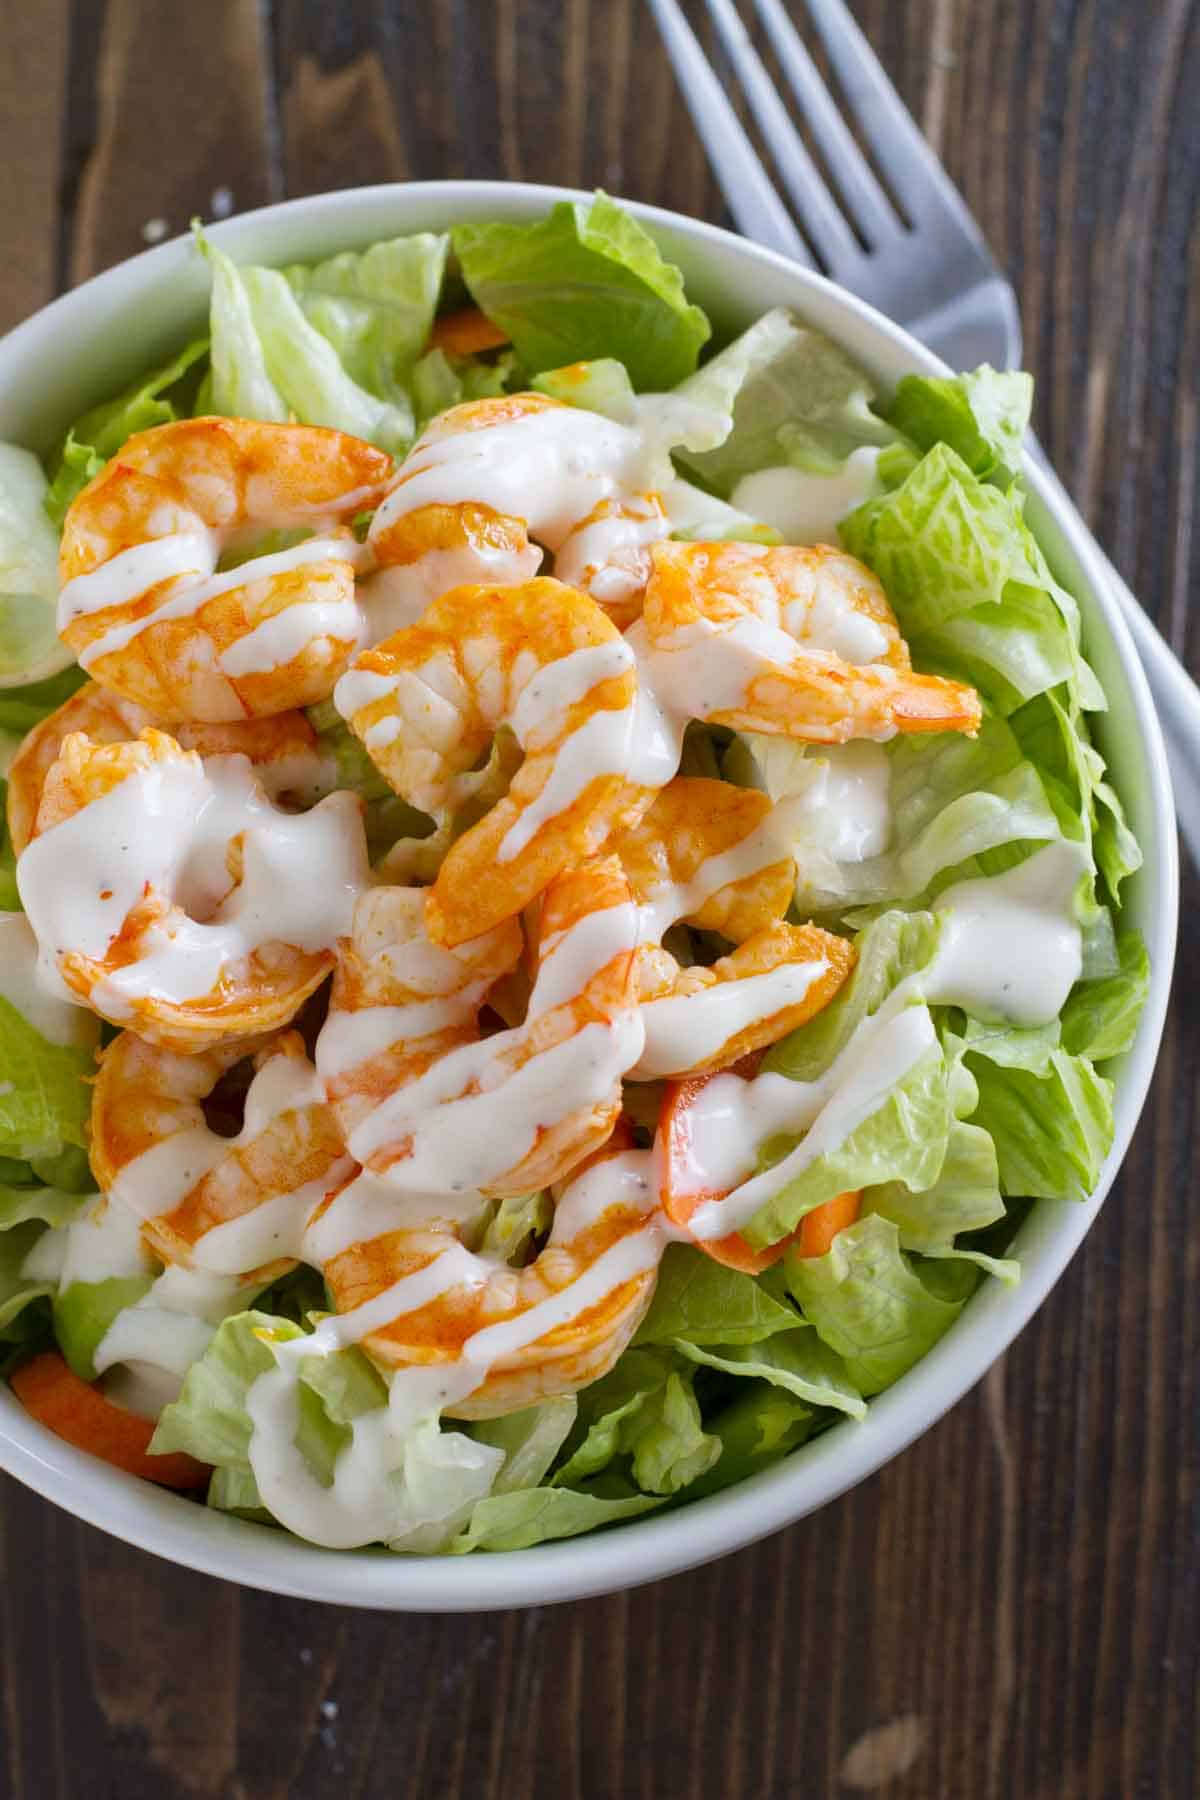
[428,306,509,357]
[10,1351,210,1490]
[796,1190,862,1259]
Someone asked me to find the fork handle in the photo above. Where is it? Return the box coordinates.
[1030,447,1199,865]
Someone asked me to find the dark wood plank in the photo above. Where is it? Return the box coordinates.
[0,0,70,332]
[68,0,281,283]
[1,3,1198,1797]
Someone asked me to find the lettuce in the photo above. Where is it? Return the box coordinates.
[683,1383,815,1499]
[53,1275,153,1380]
[965,1047,1114,1203]
[0,445,72,687]
[673,308,896,494]
[200,230,447,454]
[784,1214,977,1393]
[279,234,448,402]
[42,338,209,529]
[885,366,1033,486]
[634,1243,798,1346]
[841,442,1105,715]
[1060,930,1149,1060]
[0,998,95,1162]
[470,1396,577,1493]
[674,1328,867,1420]
[450,1484,661,1553]
[741,1012,949,1251]
[551,1346,721,1495]
[453,192,710,391]
[0,1219,54,1368]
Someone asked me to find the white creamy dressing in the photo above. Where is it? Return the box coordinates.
[632,958,829,1081]
[730,447,882,545]
[17,753,368,1011]
[0,913,100,1047]
[924,840,1086,1026]
[61,531,370,675]
[57,1196,154,1286]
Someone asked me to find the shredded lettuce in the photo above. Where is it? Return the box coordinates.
[453,192,710,391]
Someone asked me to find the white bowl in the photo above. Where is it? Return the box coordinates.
[0,182,1177,1610]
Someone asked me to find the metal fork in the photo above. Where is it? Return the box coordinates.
[650,0,1200,862]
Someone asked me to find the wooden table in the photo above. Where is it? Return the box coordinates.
[1,3,1196,1795]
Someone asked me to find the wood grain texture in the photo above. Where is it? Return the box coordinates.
[1,3,1197,1796]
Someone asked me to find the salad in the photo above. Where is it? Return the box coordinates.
[0,193,1148,1555]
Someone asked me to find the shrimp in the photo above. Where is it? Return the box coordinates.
[17,727,367,1052]
[367,393,670,622]
[57,417,393,722]
[91,1028,354,1280]
[642,539,982,743]
[553,494,670,630]
[610,775,795,945]
[315,855,644,1198]
[334,577,647,946]
[631,921,856,1079]
[311,1128,660,1417]
[5,680,331,856]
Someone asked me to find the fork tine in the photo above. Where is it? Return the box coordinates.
[645,0,815,266]
[702,0,860,270]
[803,0,982,227]
[752,0,899,245]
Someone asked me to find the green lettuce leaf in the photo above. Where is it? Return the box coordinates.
[0,445,73,687]
[0,1219,53,1367]
[885,365,1033,485]
[470,1396,578,1493]
[552,1346,720,1495]
[865,1117,1017,1283]
[451,1484,661,1553]
[43,338,209,529]
[673,308,896,493]
[784,1213,977,1394]
[453,192,710,391]
[0,998,95,1161]
[763,909,940,1082]
[280,233,448,401]
[674,1327,867,1420]
[53,1275,153,1381]
[683,1382,816,1499]
[1060,929,1149,1060]
[965,1047,1114,1202]
[410,345,515,427]
[634,1243,798,1347]
[151,1310,303,1470]
[840,441,1102,720]
[200,232,414,453]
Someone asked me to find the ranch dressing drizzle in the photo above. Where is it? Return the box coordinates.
[632,958,830,1081]
[67,535,368,671]
[17,754,368,1010]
